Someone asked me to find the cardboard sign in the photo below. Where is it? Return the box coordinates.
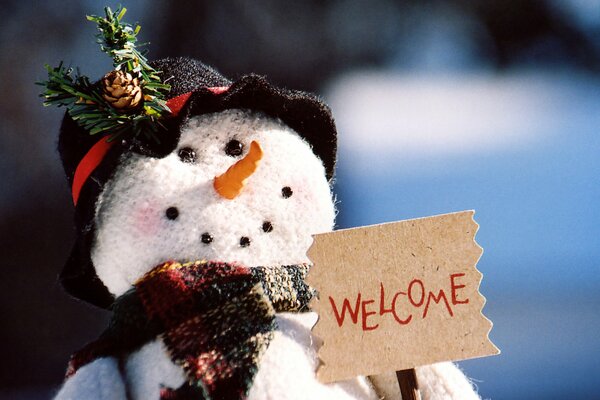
[307,211,499,383]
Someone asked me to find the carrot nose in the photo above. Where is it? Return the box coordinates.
[214,140,263,199]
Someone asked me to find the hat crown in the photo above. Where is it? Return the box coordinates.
[150,57,231,98]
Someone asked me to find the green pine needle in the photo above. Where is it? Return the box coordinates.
[38,6,171,142]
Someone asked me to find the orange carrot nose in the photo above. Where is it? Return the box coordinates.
[214,140,263,199]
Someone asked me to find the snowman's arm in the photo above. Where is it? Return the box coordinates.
[54,357,127,400]
[416,362,480,400]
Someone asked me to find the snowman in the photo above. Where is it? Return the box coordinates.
[53,58,480,400]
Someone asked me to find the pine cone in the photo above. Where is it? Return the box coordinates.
[102,70,142,111]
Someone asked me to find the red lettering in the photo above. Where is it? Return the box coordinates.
[423,290,453,318]
[332,275,468,328]
[380,283,411,325]
[408,279,425,307]
[379,282,394,315]
[391,291,412,325]
[329,294,361,327]
[450,273,469,305]
[361,299,379,331]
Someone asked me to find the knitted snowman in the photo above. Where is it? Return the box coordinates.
[42,10,483,399]
[49,56,481,400]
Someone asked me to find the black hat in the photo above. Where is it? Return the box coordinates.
[57,57,338,308]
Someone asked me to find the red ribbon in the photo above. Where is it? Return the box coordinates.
[165,92,193,117]
[71,137,115,205]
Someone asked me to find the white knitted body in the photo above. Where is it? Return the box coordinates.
[55,109,480,400]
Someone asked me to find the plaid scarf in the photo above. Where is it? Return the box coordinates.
[66,261,314,400]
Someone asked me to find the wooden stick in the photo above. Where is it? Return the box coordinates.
[396,368,421,400]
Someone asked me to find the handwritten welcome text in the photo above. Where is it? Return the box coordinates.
[328,273,469,331]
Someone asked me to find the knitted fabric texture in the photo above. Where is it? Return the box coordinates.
[66,261,314,400]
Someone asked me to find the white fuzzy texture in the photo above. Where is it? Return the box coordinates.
[249,313,377,400]
[57,109,480,400]
[416,362,480,400]
[125,339,186,400]
[54,358,126,400]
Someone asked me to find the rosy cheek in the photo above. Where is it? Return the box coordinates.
[291,177,317,205]
[132,201,162,236]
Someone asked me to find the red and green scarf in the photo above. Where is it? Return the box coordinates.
[66,261,315,399]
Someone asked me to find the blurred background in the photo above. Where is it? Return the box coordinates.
[1,1,599,399]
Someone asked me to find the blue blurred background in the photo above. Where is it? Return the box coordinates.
[0,1,598,399]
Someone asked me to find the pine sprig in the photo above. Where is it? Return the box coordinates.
[38,6,171,141]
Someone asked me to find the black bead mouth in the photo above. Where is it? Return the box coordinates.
[201,220,275,249]
[201,232,213,244]
[262,221,273,233]
[239,236,251,247]
[281,186,293,198]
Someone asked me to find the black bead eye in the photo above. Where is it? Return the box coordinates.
[240,236,251,247]
[165,207,179,220]
[281,186,293,198]
[178,147,197,163]
[262,221,273,233]
[225,139,244,157]
[201,232,213,244]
